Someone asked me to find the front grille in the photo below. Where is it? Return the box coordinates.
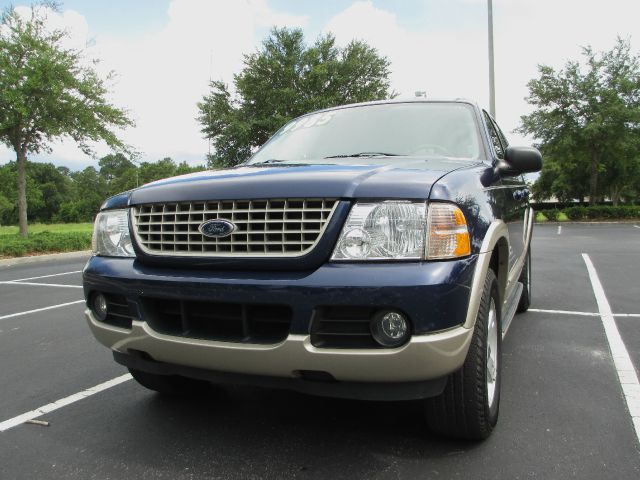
[311,306,381,349]
[132,198,338,257]
[141,298,292,344]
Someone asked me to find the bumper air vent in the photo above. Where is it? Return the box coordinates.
[141,298,292,345]
[311,306,382,349]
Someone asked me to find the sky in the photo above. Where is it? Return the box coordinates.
[1,0,639,171]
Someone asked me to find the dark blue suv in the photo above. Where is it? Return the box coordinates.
[84,99,541,440]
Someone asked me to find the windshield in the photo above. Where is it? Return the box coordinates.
[248,102,482,164]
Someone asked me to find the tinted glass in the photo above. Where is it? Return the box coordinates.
[249,103,482,163]
[483,111,504,159]
[495,122,509,149]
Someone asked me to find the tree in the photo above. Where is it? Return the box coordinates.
[138,157,178,185]
[97,153,138,195]
[0,4,132,236]
[519,38,640,205]
[55,165,108,222]
[197,27,394,167]
[28,161,71,221]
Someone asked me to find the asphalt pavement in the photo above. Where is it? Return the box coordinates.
[0,223,639,479]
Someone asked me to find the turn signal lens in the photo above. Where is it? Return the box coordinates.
[426,203,471,259]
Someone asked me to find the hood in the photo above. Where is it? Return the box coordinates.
[128,158,479,205]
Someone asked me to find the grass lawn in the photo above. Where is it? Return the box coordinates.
[0,222,93,235]
[0,223,93,258]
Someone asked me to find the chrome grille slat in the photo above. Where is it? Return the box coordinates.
[132,198,338,257]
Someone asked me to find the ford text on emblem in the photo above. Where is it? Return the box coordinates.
[199,219,236,238]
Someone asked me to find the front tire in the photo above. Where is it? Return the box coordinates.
[129,368,209,396]
[425,268,502,440]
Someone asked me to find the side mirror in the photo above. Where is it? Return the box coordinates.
[497,146,543,176]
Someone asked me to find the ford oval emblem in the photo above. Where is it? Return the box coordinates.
[199,219,236,238]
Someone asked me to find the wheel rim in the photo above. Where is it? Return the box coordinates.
[486,298,498,408]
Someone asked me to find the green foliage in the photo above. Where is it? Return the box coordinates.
[537,205,640,221]
[98,153,136,192]
[535,211,548,222]
[0,156,205,225]
[563,206,588,220]
[520,38,640,205]
[540,209,560,221]
[0,193,11,220]
[0,230,92,257]
[198,28,394,167]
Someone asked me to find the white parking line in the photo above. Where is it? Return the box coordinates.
[0,300,85,321]
[557,225,562,235]
[583,253,640,444]
[4,270,82,283]
[0,281,82,289]
[0,374,132,432]
[528,308,640,318]
[529,308,598,317]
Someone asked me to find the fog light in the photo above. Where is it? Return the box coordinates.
[370,310,410,347]
[93,293,108,321]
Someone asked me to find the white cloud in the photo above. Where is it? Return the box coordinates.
[325,1,494,132]
[325,0,640,145]
[10,5,91,52]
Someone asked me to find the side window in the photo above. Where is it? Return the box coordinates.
[494,121,509,149]
[483,111,504,159]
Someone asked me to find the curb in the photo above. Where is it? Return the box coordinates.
[535,220,640,225]
[0,250,92,268]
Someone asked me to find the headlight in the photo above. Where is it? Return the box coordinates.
[331,201,471,261]
[332,202,427,260]
[92,209,135,257]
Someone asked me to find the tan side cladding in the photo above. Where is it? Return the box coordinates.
[86,310,474,383]
[464,220,509,328]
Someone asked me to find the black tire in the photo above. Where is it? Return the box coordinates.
[516,247,531,313]
[129,368,209,396]
[425,268,502,440]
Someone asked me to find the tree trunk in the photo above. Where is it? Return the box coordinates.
[16,147,28,238]
[611,186,621,206]
[589,150,599,206]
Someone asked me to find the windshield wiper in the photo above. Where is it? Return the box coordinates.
[324,152,403,159]
[250,158,289,165]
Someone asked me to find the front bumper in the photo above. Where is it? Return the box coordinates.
[83,255,477,387]
[87,309,474,384]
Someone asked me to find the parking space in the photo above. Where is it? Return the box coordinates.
[0,224,639,479]
[0,284,82,318]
